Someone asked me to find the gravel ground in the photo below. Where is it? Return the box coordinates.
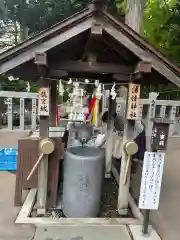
[31,176,133,219]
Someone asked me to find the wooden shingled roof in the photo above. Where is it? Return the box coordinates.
[0,6,180,86]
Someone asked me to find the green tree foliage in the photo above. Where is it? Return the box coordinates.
[0,0,92,91]
[0,75,27,91]
[142,0,180,64]
[0,0,118,44]
[0,0,90,44]
[142,0,180,98]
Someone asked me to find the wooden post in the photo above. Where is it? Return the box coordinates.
[118,86,134,215]
[31,98,37,131]
[37,78,50,215]
[35,52,49,214]
[20,98,25,130]
[105,96,115,178]
[142,119,169,235]
[50,81,57,126]
[141,97,156,235]
[118,84,140,215]
[7,97,13,130]
[142,93,157,233]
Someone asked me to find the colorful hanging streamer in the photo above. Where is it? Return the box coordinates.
[86,95,97,121]
[92,99,98,125]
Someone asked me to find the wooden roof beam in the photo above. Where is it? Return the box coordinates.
[113,73,142,82]
[112,61,151,82]
[103,34,137,64]
[50,61,133,75]
[82,21,103,61]
[90,0,107,11]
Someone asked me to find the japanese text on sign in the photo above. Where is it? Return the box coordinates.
[126,84,140,120]
[151,123,169,151]
[139,152,165,210]
[32,99,36,116]
[38,87,50,116]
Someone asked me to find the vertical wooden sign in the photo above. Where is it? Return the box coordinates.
[126,83,141,120]
[38,87,50,116]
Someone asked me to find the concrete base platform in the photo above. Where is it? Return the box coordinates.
[129,225,161,240]
[34,226,131,240]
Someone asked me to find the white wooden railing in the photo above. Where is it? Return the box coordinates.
[0,91,180,136]
[138,98,180,136]
[0,91,38,131]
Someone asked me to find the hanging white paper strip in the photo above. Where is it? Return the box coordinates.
[110,82,116,100]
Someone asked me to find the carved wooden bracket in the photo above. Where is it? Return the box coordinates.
[134,60,152,74]
[35,52,47,66]
[91,22,103,37]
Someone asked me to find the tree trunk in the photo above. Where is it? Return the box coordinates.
[20,0,29,42]
[20,26,29,41]
[0,1,4,11]
[14,21,18,45]
[125,0,146,34]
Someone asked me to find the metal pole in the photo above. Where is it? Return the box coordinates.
[142,209,150,235]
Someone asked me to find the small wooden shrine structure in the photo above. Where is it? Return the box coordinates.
[0,0,180,215]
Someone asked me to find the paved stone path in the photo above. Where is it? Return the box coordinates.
[0,131,34,240]
[0,171,35,240]
[150,138,180,240]
[33,226,131,240]
[0,130,30,148]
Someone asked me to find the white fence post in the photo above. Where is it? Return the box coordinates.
[146,93,158,150]
[31,98,37,131]
[20,98,25,130]
[169,106,177,136]
[7,97,13,130]
[160,105,166,119]
[138,103,143,120]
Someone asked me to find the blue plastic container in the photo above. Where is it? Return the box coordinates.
[0,148,18,171]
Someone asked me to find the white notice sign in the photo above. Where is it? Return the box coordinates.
[139,151,165,210]
[38,87,50,116]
